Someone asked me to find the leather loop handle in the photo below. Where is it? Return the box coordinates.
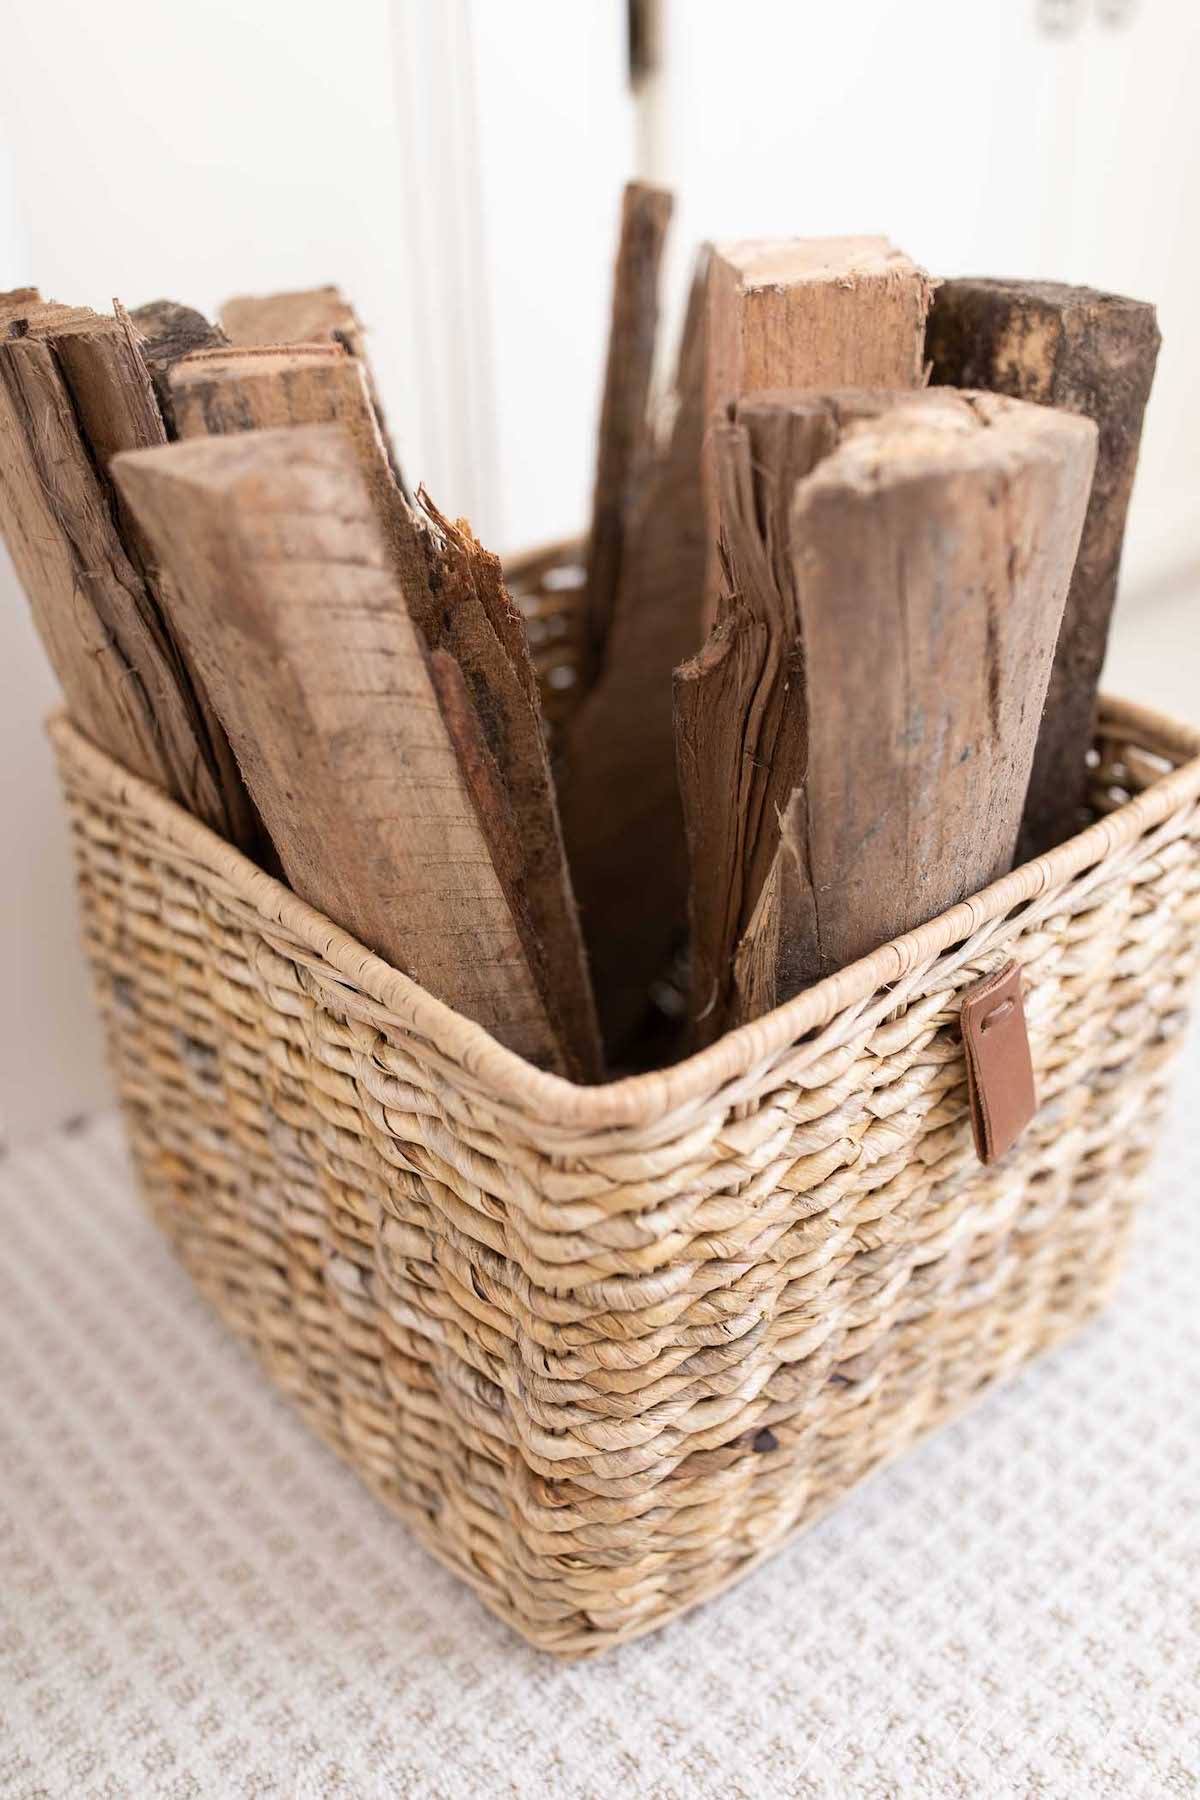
[962,961,1037,1164]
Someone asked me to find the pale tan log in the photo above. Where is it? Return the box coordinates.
[926,278,1161,855]
[168,344,411,568]
[169,340,436,730]
[699,236,933,626]
[677,387,1098,1044]
[219,283,404,492]
[705,237,931,410]
[170,342,594,1066]
[112,425,565,1072]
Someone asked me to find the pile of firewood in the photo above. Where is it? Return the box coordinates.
[0,185,1160,1081]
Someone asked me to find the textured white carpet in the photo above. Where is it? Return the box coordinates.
[2,1035,1198,1800]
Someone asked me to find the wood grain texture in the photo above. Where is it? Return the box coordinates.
[677,388,1098,1042]
[0,332,257,845]
[675,394,839,1044]
[2,299,106,343]
[701,237,933,623]
[0,333,161,780]
[219,284,405,494]
[926,278,1161,856]
[583,181,672,685]
[562,239,931,1057]
[169,343,409,566]
[170,343,593,1067]
[112,425,565,1071]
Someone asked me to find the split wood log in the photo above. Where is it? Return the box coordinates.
[563,238,932,1057]
[112,425,566,1073]
[219,284,405,493]
[583,180,672,684]
[169,344,596,1070]
[417,494,602,1079]
[0,294,230,562]
[676,387,1098,1044]
[0,330,257,847]
[170,341,425,618]
[699,236,933,626]
[926,278,1161,855]
[41,302,259,851]
[0,301,192,563]
[169,343,408,563]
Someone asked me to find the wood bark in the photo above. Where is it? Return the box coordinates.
[926,278,1161,855]
[112,425,566,1072]
[219,284,405,494]
[0,330,257,847]
[128,299,228,428]
[43,304,259,851]
[0,333,164,782]
[417,495,602,1080]
[675,393,839,1043]
[562,238,931,1057]
[583,181,672,684]
[676,388,1098,1044]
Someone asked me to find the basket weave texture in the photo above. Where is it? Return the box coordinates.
[48,541,1200,1656]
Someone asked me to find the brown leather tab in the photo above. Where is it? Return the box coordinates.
[961,961,1037,1164]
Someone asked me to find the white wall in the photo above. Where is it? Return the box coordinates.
[469,1,632,554]
[648,0,1200,601]
[0,0,441,1142]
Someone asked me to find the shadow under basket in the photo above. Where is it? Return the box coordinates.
[48,544,1200,1655]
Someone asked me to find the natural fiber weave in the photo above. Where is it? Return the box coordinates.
[49,605,1200,1654]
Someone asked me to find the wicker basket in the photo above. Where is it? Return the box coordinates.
[48,537,1200,1657]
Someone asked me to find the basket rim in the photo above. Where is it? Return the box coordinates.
[49,694,1200,1131]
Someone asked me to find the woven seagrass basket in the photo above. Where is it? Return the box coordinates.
[49,538,1200,1657]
